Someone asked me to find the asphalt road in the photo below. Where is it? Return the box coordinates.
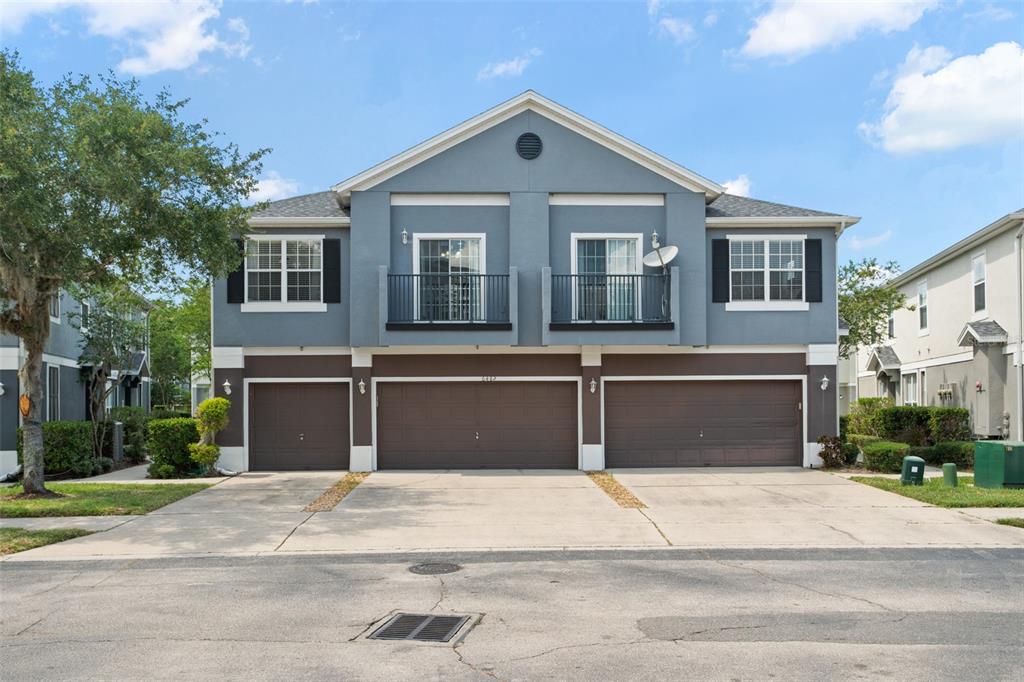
[2,548,1022,681]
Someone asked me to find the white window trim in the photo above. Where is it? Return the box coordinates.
[902,372,919,406]
[49,292,61,325]
[971,252,987,320]
[411,233,488,323]
[917,280,929,336]
[570,232,644,322]
[724,235,809,312]
[47,365,60,421]
[241,235,327,313]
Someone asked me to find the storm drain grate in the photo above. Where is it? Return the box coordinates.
[409,562,461,575]
[369,613,471,643]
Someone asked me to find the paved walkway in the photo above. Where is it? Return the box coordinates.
[1,515,140,531]
[4,468,1023,561]
[64,464,226,485]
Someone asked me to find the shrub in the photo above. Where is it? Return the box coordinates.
[928,407,972,443]
[847,397,892,436]
[146,418,199,478]
[17,421,95,478]
[188,443,221,471]
[110,406,149,464]
[151,408,191,420]
[933,441,974,469]
[841,442,859,466]
[873,406,932,445]
[839,415,849,443]
[862,440,910,473]
[190,397,231,475]
[908,445,937,464]
[848,434,881,452]
[817,436,847,469]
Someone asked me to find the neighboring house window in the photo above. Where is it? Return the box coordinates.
[48,292,61,323]
[877,377,889,398]
[729,239,804,302]
[573,235,641,321]
[245,238,322,304]
[917,281,928,332]
[415,235,484,321]
[80,301,91,332]
[972,254,986,314]
[920,369,927,406]
[888,313,895,339]
[902,372,918,406]
[46,365,60,421]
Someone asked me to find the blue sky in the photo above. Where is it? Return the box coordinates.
[2,0,1022,271]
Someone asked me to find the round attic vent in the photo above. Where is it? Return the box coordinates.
[516,132,542,160]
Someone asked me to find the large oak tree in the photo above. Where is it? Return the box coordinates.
[0,51,266,494]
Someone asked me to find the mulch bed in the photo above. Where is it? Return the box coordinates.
[587,472,647,509]
[304,473,370,512]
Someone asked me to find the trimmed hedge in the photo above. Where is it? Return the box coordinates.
[932,441,974,469]
[110,406,149,464]
[928,408,971,443]
[841,442,859,466]
[17,421,95,478]
[146,418,199,479]
[848,433,882,451]
[873,405,931,445]
[862,440,910,473]
[839,415,849,443]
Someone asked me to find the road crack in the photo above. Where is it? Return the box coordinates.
[637,509,673,546]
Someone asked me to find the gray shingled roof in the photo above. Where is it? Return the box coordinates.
[250,191,347,219]
[869,345,901,370]
[959,319,1008,346]
[706,194,838,219]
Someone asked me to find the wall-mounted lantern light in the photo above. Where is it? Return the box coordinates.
[358,378,367,395]
[819,376,830,392]
[222,379,232,395]
[0,380,5,396]
[589,378,597,394]
[401,229,409,245]
[650,230,660,250]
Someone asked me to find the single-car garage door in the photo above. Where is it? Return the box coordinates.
[605,380,801,467]
[377,382,577,469]
[249,383,349,470]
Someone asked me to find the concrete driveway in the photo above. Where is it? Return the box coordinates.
[6,468,1023,560]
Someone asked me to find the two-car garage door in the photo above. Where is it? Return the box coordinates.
[604,380,802,467]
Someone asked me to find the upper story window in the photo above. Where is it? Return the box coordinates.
[971,254,986,315]
[729,238,804,303]
[48,292,61,323]
[79,301,91,332]
[888,312,895,339]
[572,234,642,322]
[917,281,928,333]
[245,238,322,304]
[415,235,485,322]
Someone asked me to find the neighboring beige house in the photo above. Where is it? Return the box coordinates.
[855,209,1024,440]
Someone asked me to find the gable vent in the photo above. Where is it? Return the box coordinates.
[516,132,543,160]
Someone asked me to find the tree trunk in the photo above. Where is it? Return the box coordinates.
[19,341,48,495]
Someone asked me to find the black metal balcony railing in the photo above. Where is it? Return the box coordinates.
[387,274,511,327]
[551,273,672,326]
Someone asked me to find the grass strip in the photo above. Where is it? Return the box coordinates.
[304,472,370,512]
[0,483,211,518]
[996,518,1024,529]
[587,471,647,509]
[0,527,94,555]
[849,476,1024,508]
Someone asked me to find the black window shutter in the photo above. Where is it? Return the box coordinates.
[323,238,341,303]
[711,239,729,303]
[226,239,245,304]
[805,239,823,303]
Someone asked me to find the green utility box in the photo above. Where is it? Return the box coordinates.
[901,455,926,486]
[974,441,1024,489]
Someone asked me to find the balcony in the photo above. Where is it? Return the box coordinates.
[549,273,674,330]
[386,273,513,330]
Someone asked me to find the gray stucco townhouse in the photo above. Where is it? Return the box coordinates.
[210,92,857,473]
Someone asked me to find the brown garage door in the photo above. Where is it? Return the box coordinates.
[605,380,801,467]
[250,383,349,470]
[377,382,577,469]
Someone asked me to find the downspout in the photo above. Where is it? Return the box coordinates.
[1016,223,1023,441]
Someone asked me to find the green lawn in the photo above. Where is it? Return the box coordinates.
[0,483,211,518]
[0,527,94,555]
[996,518,1024,529]
[850,476,1024,508]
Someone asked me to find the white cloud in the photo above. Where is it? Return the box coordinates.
[848,229,893,252]
[646,0,663,17]
[0,1,251,75]
[741,0,939,60]
[658,17,695,44]
[250,171,301,203]
[964,3,1015,22]
[703,10,719,28]
[476,47,542,81]
[859,41,1024,153]
[722,174,752,197]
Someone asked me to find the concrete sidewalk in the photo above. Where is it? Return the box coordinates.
[5,468,1023,561]
[1,515,139,531]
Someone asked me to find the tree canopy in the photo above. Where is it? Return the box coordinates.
[837,258,913,359]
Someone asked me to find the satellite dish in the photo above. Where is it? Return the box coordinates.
[642,245,679,270]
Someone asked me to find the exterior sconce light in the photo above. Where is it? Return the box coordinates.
[0,380,5,396]
[358,378,367,395]
[975,380,983,392]
[589,378,597,394]
[819,376,829,391]
[222,379,232,395]
[650,230,660,250]
[401,229,409,245]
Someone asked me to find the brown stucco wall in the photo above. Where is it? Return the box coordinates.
[581,365,601,445]
[213,368,245,447]
[244,355,352,378]
[372,354,581,377]
[601,353,807,376]
[807,364,838,441]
